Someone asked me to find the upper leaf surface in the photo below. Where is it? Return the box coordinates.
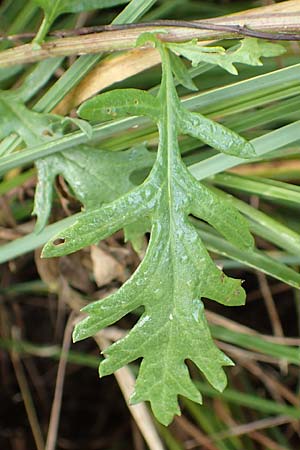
[43,38,256,424]
[78,88,160,122]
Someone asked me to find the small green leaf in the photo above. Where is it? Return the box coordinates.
[0,90,59,146]
[179,108,256,158]
[167,38,286,75]
[33,0,129,16]
[61,117,93,139]
[78,88,160,122]
[169,51,198,91]
[32,0,130,42]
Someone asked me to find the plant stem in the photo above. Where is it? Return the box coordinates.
[1,4,300,67]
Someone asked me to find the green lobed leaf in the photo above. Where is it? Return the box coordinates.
[0,87,107,235]
[166,38,286,75]
[169,51,198,92]
[0,90,59,147]
[33,144,154,232]
[42,37,257,425]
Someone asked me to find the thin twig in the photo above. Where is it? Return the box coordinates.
[45,313,75,450]
[10,327,45,450]
[248,430,289,450]
[207,310,300,345]
[215,415,295,440]
[174,415,217,450]
[186,416,294,450]
[255,256,287,373]
[256,270,285,339]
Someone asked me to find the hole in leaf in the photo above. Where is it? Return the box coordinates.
[106,108,112,114]
[42,129,54,137]
[134,99,139,105]
[53,238,65,246]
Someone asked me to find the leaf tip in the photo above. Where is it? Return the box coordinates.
[99,360,112,378]
[72,326,81,343]
[41,236,66,258]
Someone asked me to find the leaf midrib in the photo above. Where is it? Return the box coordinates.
[47,0,61,22]
[159,50,180,400]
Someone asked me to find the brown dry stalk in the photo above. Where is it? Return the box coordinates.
[0,0,300,68]
[207,310,300,346]
[174,415,218,450]
[53,48,160,115]
[256,271,285,340]
[10,327,45,450]
[95,332,164,450]
[45,313,75,450]
[215,415,295,441]
[230,159,300,179]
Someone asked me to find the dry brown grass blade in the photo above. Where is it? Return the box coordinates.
[206,310,300,346]
[95,331,165,450]
[186,415,294,450]
[53,48,160,115]
[215,415,295,441]
[248,430,289,450]
[229,355,300,406]
[217,341,281,364]
[247,283,290,302]
[256,270,287,373]
[230,158,300,179]
[1,1,300,68]
[174,415,218,450]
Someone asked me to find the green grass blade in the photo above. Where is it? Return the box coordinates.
[211,173,300,206]
[211,325,300,365]
[196,381,300,419]
[190,120,300,180]
[208,186,300,256]
[195,222,300,289]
